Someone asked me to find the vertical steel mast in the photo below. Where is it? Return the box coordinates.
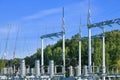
[41,38,44,74]
[87,0,92,75]
[79,17,82,75]
[102,27,105,80]
[62,7,66,76]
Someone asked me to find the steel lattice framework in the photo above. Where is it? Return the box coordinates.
[87,17,120,80]
[89,18,120,28]
[41,32,64,39]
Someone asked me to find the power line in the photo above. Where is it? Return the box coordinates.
[2,25,11,59]
[13,26,20,59]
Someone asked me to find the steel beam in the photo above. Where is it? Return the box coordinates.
[41,32,63,39]
[89,18,120,28]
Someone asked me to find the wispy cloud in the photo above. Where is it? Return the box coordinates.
[23,7,61,20]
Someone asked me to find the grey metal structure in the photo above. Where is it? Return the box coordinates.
[87,0,120,80]
[40,32,65,76]
[78,17,82,76]
[89,18,120,28]
[49,60,54,78]
[88,18,120,80]
[62,7,66,76]
[102,27,106,80]
[41,32,64,75]
[20,59,26,78]
[87,0,92,77]
[35,60,40,77]
[1,1,120,79]
[41,38,44,75]
[40,7,66,77]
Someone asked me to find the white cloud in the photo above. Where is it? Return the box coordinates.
[23,7,61,20]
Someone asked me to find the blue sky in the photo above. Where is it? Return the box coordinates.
[0,0,120,59]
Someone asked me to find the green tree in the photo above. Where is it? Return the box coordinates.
[0,60,5,72]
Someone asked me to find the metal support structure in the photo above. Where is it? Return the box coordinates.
[41,39,44,74]
[88,27,92,74]
[35,60,40,77]
[87,1,120,79]
[87,0,92,77]
[20,59,26,78]
[62,31,65,76]
[41,32,63,39]
[89,18,120,28]
[102,27,105,80]
[78,41,81,75]
[62,7,66,76]
[41,31,64,75]
[49,60,54,78]
[78,18,82,76]
[88,18,120,80]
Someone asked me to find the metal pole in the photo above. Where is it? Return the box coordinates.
[102,27,105,80]
[88,27,92,73]
[79,18,82,75]
[63,33,65,76]
[87,0,92,76]
[78,41,81,75]
[62,7,65,76]
[41,38,44,74]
